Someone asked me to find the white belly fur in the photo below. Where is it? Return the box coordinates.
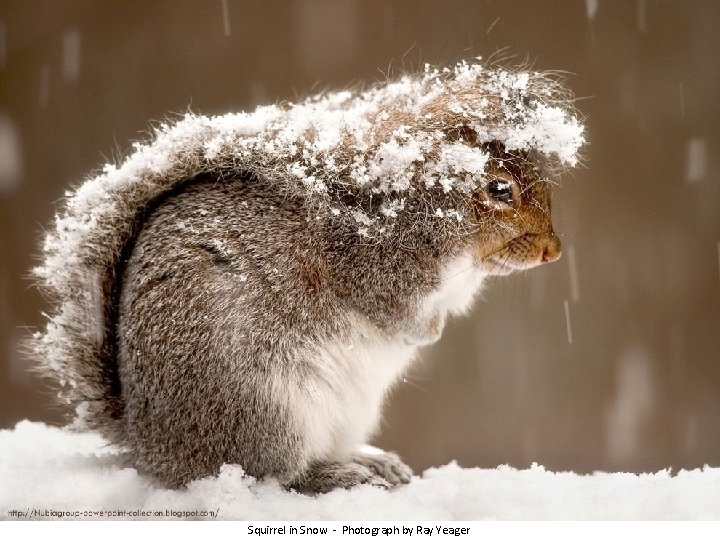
[287,252,486,465]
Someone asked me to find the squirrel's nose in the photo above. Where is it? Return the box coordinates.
[541,234,562,263]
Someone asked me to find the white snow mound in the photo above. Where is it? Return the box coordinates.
[2,421,719,520]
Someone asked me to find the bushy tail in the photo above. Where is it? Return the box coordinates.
[31,115,234,436]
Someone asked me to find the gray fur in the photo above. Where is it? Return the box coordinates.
[118,174,452,487]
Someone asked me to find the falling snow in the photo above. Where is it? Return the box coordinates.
[567,244,580,302]
[564,299,573,344]
[585,0,599,22]
[220,0,231,37]
[686,138,707,183]
[0,114,22,192]
[61,28,81,82]
[637,0,647,32]
[606,349,655,462]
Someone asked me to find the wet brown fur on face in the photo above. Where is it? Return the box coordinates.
[469,140,562,274]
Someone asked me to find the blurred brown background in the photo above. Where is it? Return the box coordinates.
[1,0,718,475]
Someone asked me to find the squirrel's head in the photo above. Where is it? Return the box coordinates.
[468,140,561,276]
[310,62,584,253]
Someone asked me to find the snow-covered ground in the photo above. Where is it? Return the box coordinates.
[1,421,719,520]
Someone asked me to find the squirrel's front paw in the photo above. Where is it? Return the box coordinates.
[288,461,392,494]
[352,450,413,486]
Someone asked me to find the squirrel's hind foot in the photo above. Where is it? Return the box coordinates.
[287,451,413,494]
[288,461,392,494]
[352,451,413,486]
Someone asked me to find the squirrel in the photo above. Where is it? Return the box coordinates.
[30,61,584,492]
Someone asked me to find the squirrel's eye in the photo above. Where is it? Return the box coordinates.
[487,178,515,205]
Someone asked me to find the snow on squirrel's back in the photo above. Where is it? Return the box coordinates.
[2,422,720,520]
[30,60,584,437]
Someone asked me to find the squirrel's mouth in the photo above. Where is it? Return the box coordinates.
[480,254,540,275]
[477,233,562,275]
